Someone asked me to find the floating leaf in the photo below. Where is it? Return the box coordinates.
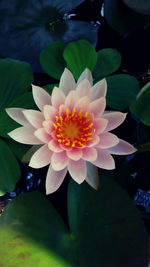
[0,191,75,266]
[63,40,97,79]
[106,74,140,110]
[130,82,150,126]
[0,59,33,110]
[40,42,66,79]
[0,139,20,196]
[93,48,121,80]
[68,177,148,267]
[122,0,150,16]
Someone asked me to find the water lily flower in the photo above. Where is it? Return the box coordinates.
[6,68,137,194]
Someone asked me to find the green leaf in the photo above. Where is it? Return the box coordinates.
[68,177,148,267]
[0,139,20,196]
[40,42,66,79]
[0,59,33,110]
[0,191,75,266]
[130,82,150,126]
[93,48,121,79]
[0,92,37,138]
[122,0,150,16]
[44,84,59,94]
[63,40,97,79]
[106,74,140,110]
[6,139,31,162]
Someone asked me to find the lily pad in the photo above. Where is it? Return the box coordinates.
[93,48,121,80]
[63,40,97,79]
[0,59,33,110]
[123,0,150,16]
[130,82,150,126]
[0,191,75,266]
[68,177,148,267]
[106,74,140,110]
[0,139,20,196]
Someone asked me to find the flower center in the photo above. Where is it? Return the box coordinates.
[53,108,94,148]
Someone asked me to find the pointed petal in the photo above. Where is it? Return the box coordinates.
[85,162,99,190]
[82,147,97,162]
[34,128,52,143]
[107,139,137,155]
[75,96,90,113]
[51,151,69,171]
[77,68,93,85]
[8,126,43,144]
[43,120,54,134]
[102,112,127,132]
[68,159,86,184]
[65,90,78,110]
[97,132,119,149]
[93,148,115,170]
[6,108,29,126]
[48,139,63,152]
[90,97,106,117]
[51,87,65,109]
[93,118,108,135]
[32,85,51,111]
[46,165,67,195]
[59,68,76,95]
[23,110,44,129]
[67,148,82,161]
[29,144,52,168]
[91,79,107,101]
[76,79,91,98]
[43,105,58,121]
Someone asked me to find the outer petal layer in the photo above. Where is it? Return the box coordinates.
[76,79,91,98]
[32,85,51,111]
[107,139,137,155]
[77,68,93,85]
[6,108,29,126]
[68,159,86,183]
[46,165,67,195]
[91,79,107,101]
[85,162,99,190]
[59,68,76,95]
[23,110,44,129]
[90,97,106,117]
[51,87,65,109]
[51,151,69,171]
[93,148,115,170]
[102,112,127,132]
[97,132,119,149]
[8,126,43,144]
[29,144,53,168]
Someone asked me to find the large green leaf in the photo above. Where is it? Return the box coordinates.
[93,48,121,80]
[68,177,148,267]
[0,139,20,196]
[0,92,37,138]
[63,40,97,80]
[106,74,140,110]
[0,191,75,266]
[40,42,66,79]
[130,82,150,126]
[123,0,150,15]
[0,59,33,110]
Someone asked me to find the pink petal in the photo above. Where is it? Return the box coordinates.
[87,135,100,147]
[34,128,52,143]
[8,125,43,144]
[43,120,54,134]
[48,139,63,152]
[43,105,58,121]
[29,144,52,168]
[75,96,90,113]
[6,108,29,126]
[82,147,97,162]
[32,85,51,111]
[91,79,107,101]
[51,87,65,109]
[102,112,127,132]
[68,159,86,183]
[46,165,67,194]
[107,139,137,155]
[85,162,99,190]
[93,148,115,170]
[76,79,91,98]
[90,97,106,117]
[51,151,69,171]
[93,118,108,135]
[77,68,93,85]
[23,110,44,129]
[65,90,78,110]
[59,68,76,95]
[97,132,119,149]
[67,148,82,161]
